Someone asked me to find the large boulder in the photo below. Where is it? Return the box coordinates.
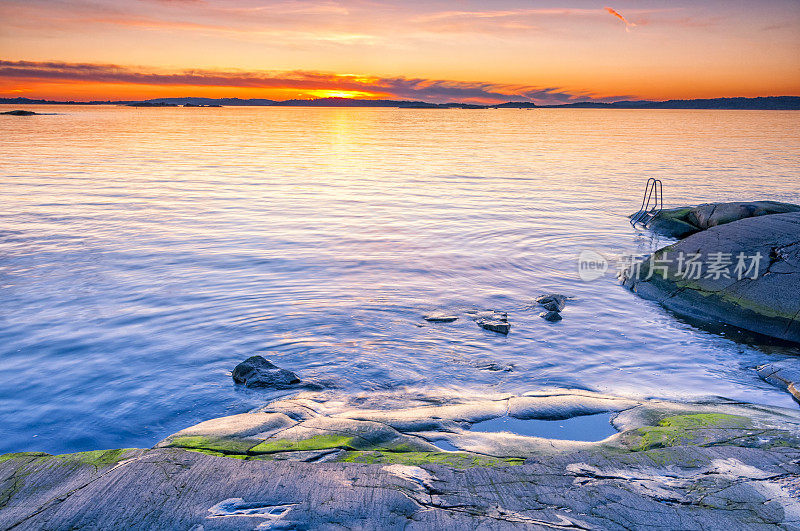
[621,212,800,343]
[639,201,800,239]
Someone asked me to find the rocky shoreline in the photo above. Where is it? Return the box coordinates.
[2,388,800,529]
[3,199,799,529]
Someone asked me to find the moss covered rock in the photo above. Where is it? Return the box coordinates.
[636,201,800,239]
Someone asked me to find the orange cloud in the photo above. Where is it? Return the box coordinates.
[0,60,626,105]
[605,7,636,32]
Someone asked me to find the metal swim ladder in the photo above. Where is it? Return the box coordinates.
[630,178,663,227]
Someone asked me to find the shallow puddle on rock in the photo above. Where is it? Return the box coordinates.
[469,413,617,441]
[431,439,460,451]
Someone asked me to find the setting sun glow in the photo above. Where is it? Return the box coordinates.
[0,0,798,103]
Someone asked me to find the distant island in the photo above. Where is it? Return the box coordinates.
[1,96,798,110]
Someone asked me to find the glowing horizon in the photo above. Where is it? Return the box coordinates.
[1,1,798,104]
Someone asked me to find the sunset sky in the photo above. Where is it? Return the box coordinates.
[1,0,799,104]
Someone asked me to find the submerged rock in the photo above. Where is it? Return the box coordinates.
[232,356,302,389]
[1,109,39,116]
[622,212,800,343]
[473,361,514,372]
[640,201,800,239]
[422,312,458,323]
[467,309,507,320]
[540,310,563,322]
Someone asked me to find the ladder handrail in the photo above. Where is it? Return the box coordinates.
[630,178,663,227]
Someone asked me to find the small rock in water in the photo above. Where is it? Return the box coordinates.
[423,312,458,323]
[536,294,567,310]
[477,318,511,334]
[468,309,510,334]
[540,311,563,322]
[541,300,565,312]
[232,355,302,389]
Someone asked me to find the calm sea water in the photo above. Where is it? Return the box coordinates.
[1,105,798,455]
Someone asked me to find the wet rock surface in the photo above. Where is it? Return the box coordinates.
[759,361,800,403]
[622,212,800,343]
[476,319,510,334]
[536,294,567,312]
[3,389,800,529]
[539,310,563,322]
[422,312,458,323]
[535,294,568,321]
[232,356,311,389]
[468,310,511,335]
[641,201,800,239]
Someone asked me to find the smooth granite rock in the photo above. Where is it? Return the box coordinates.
[641,201,800,239]
[155,388,800,460]
[3,389,800,529]
[621,212,800,343]
[648,213,700,238]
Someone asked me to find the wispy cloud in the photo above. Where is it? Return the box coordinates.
[0,1,689,40]
[605,7,636,32]
[0,60,626,104]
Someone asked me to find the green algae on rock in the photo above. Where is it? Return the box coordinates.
[156,389,800,462]
[626,413,752,451]
[3,390,800,529]
[635,201,800,239]
[249,434,357,454]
